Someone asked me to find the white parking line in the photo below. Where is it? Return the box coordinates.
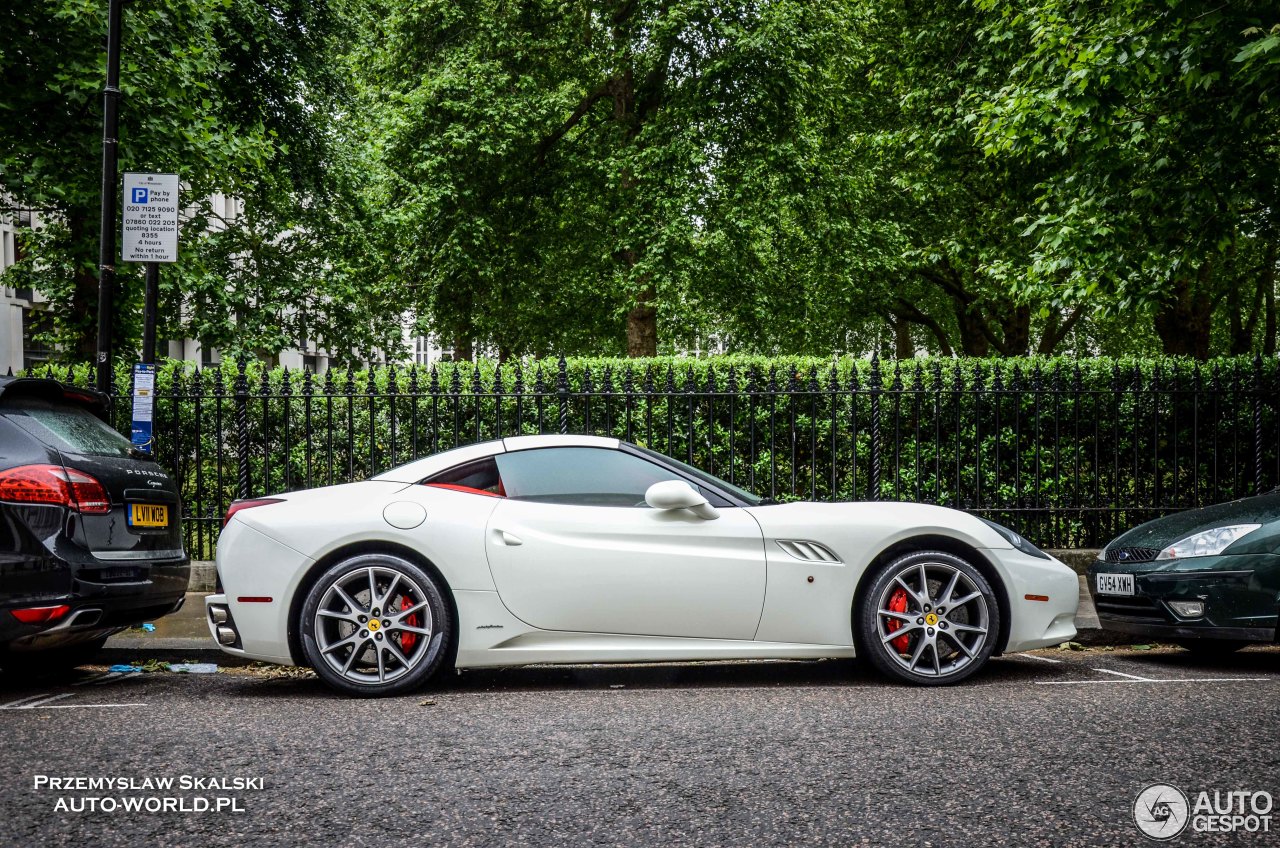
[1092,667,1155,681]
[1037,677,1272,685]
[1017,653,1063,664]
[41,702,146,709]
[0,693,73,709]
[0,693,61,709]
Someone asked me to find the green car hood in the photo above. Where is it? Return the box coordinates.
[1108,490,1280,552]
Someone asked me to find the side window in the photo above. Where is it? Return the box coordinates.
[494,447,723,507]
[421,457,504,496]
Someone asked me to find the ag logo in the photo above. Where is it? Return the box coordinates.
[1134,784,1190,840]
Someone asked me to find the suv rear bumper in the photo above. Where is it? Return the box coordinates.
[0,556,189,652]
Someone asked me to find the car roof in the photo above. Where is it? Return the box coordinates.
[0,376,112,420]
[370,434,622,483]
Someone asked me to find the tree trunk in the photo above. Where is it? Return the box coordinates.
[893,318,913,358]
[452,336,473,362]
[952,301,990,356]
[625,281,657,357]
[998,304,1031,356]
[1153,270,1214,360]
[1036,306,1083,355]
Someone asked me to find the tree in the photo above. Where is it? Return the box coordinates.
[969,0,1280,358]
[358,0,867,358]
[0,0,395,362]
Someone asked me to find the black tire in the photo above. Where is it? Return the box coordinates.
[0,635,110,675]
[300,553,453,697]
[1175,639,1252,655]
[856,550,1001,686]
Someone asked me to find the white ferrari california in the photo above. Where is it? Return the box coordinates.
[206,434,1078,695]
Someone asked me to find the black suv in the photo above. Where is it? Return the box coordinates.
[0,377,189,670]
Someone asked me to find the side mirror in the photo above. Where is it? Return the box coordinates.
[644,480,719,520]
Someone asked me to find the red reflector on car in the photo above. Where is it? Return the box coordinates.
[222,498,284,528]
[236,597,273,603]
[1024,594,1050,602]
[11,604,71,624]
[0,464,110,514]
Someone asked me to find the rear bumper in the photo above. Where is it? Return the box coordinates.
[0,556,189,652]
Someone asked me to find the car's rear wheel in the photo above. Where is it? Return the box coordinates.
[1175,639,1251,655]
[300,553,452,697]
[857,551,1001,686]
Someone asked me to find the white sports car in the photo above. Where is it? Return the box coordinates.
[206,435,1078,695]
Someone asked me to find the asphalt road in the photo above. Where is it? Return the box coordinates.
[2,647,1278,848]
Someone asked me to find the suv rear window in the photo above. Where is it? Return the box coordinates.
[3,398,133,458]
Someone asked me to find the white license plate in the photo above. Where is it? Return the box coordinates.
[1096,573,1135,596]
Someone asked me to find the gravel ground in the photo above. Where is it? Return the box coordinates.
[2,646,1278,847]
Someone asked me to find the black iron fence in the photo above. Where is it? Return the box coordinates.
[35,355,1280,557]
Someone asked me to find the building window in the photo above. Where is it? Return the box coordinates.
[22,308,54,372]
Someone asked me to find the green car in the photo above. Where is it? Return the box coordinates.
[1088,490,1280,652]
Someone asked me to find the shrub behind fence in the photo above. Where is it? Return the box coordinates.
[34,355,1280,557]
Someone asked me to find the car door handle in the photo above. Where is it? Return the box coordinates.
[495,530,523,547]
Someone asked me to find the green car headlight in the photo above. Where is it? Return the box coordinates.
[979,518,1050,560]
[1155,524,1261,560]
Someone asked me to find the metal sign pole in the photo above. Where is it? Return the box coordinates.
[142,261,159,364]
[95,0,123,393]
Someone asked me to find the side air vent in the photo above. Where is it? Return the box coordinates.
[775,539,841,563]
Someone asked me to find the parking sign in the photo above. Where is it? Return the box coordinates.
[122,172,179,262]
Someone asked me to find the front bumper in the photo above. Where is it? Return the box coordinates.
[995,548,1080,652]
[1087,553,1279,643]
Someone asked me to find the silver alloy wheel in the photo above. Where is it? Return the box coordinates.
[874,559,990,678]
[314,566,435,686]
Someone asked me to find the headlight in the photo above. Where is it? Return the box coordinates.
[1155,524,1260,560]
[979,518,1050,560]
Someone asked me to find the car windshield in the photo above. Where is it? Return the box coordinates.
[630,443,765,506]
[4,397,133,458]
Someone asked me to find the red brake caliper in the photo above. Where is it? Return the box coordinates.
[886,587,911,653]
[399,595,419,654]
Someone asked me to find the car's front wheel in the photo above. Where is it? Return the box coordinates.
[857,550,1001,686]
[300,553,452,697]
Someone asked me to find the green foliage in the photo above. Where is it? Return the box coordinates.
[0,0,398,361]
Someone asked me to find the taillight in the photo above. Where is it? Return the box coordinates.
[11,604,71,625]
[223,497,284,528]
[0,464,110,514]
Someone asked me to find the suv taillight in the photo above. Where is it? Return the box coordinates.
[0,464,110,514]
[223,498,284,528]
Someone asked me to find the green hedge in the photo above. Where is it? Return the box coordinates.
[29,355,1280,556]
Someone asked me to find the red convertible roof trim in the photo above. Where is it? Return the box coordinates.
[424,483,502,498]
